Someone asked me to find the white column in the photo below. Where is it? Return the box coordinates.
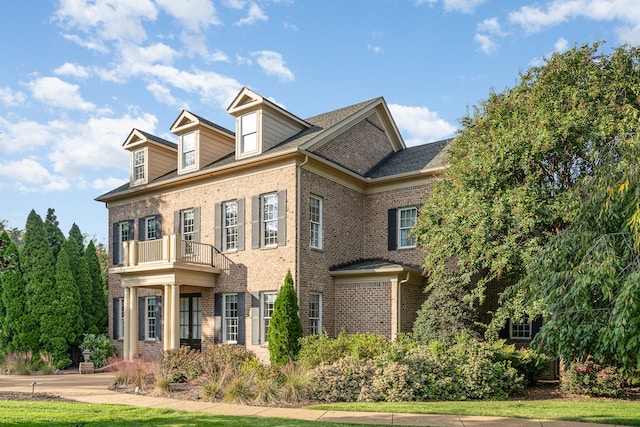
[163,284,171,351]
[123,287,130,361]
[171,284,180,350]
[128,287,138,360]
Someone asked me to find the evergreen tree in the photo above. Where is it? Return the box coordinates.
[1,240,38,352]
[0,231,9,347]
[63,232,93,336]
[44,208,65,261]
[22,210,56,354]
[44,246,82,368]
[86,240,107,333]
[268,270,303,365]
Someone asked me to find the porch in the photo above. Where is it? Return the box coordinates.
[110,235,228,361]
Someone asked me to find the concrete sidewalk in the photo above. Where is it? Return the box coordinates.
[0,372,620,427]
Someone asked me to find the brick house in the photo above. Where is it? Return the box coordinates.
[96,87,451,362]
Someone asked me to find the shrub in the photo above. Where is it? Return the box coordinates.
[79,334,116,369]
[306,355,376,402]
[268,270,303,365]
[278,361,309,404]
[111,357,155,390]
[202,344,256,378]
[564,357,623,397]
[298,331,391,369]
[223,372,256,404]
[2,350,38,375]
[157,347,203,383]
[202,363,233,401]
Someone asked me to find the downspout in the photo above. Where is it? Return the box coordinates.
[397,271,411,337]
[296,154,310,307]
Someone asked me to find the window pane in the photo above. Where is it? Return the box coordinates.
[263,292,277,342]
[398,207,417,248]
[224,294,238,343]
[309,196,322,249]
[180,297,189,339]
[146,297,156,339]
[309,293,321,334]
[241,112,257,153]
[134,149,145,181]
[182,132,196,168]
[224,201,238,250]
[192,296,201,340]
[146,217,156,240]
[262,194,278,246]
[182,209,194,240]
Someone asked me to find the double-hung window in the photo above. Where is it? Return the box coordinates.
[262,292,277,343]
[240,112,257,155]
[145,216,157,240]
[309,293,322,335]
[145,297,157,340]
[223,294,239,343]
[224,201,239,251]
[398,207,417,248]
[262,193,278,247]
[182,209,195,242]
[181,132,196,170]
[117,221,131,264]
[309,195,323,249]
[133,149,145,182]
[510,316,532,340]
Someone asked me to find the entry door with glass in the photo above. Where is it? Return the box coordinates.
[180,294,202,350]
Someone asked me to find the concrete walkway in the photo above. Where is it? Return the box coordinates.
[0,372,622,427]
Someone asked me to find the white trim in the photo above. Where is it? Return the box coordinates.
[222,293,239,344]
[309,293,322,334]
[261,291,277,344]
[309,195,323,249]
[398,206,417,249]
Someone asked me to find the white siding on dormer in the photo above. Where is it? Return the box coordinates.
[261,109,303,152]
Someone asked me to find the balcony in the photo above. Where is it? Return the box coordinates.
[110,235,229,286]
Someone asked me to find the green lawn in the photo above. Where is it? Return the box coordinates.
[308,400,640,426]
[0,401,360,427]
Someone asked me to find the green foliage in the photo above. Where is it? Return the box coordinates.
[412,280,479,346]
[268,270,303,365]
[79,333,115,368]
[306,355,376,402]
[414,43,640,323]
[564,357,623,397]
[63,228,93,336]
[44,208,65,261]
[158,346,205,383]
[86,240,108,333]
[297,331,392,369]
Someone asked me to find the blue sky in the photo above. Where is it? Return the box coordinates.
[0,0,635,244]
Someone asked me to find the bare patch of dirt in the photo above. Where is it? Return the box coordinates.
[0,392,69,402]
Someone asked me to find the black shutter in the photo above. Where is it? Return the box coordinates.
[498,320,510,339]
[387,208,397,250]
[138,218,145,241]
[214,293,222,343]
[155,296,162,342]
[138,297,144,341]
[251,292,260,345]
[112,298,118,339]
[237,198,245,251]
[155,215,162,239]
[214,203,222,250]
[237,292,245,345]
[277,190,287,246]
[193,207,201,242]
[112,223,119,265]
[251,195,260,249]
[531,316,543,338]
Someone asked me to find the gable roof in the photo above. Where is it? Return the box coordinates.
[366,138,451,179]
[122,128,177,150]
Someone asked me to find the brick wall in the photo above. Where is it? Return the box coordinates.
[334,281,392,337]
[400,281,428,333]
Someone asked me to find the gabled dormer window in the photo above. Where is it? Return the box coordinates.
[180,132,197,172]
[240,112,258,155]
[133,148,145,183]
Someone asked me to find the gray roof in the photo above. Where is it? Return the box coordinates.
[366,138,451,179]
[137,130,177,149]
[330,258,423,273]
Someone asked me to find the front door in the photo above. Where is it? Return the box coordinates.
[180,294,202,350]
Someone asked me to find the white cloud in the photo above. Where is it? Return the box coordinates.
[475,33,497,55]
[414,0,487,13]
[61,33,108,52]
[389,104,456,147]
[554,37,569,52]
[180,32,210,59]
[0,87,26,107]
[91,176,128,191]
[509,0,640,40]
[147,81,180,106]
[0,158,70,192]
[368,31,384,54]
[28,76,95,111]
[477,17,505,35]
[251,51,294,82]
[155,0,220,31]
[0,117,56,153]
[235,2,268,26]
[211,49,230,62]
[54,62,92,79]
[55,0,157,43]
[224,0,245,9]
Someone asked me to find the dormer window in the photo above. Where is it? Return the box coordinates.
[133,148,145,183]
[181,132,197,171]
[240,112,258,155]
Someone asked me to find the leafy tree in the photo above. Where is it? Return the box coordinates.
[0,220,24,251]
[64,226,93,335]
[0,239,38,352]
[22,210,57,353]
[505,135,640,375]
[268,270,303,365]
[45,208,66,260]
[86,240,107,333]
[43,245,82,368]
[414,43,640,331]
[413,277,479,346]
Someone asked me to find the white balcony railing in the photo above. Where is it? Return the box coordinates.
[121,235,229,271]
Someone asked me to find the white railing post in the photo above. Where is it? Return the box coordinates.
[162,235,170,263]
[130,240,138,266]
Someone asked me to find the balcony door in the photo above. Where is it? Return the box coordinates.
[180,294,201,350]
